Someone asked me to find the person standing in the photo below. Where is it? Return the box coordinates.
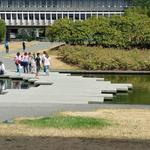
[43,53,51,76]
[41,51,47,73]
[28,52,32,73]
[22,41,26,52]
[35,53,41,78]
[5,40,9,53]
[14,52,21,73]
[22,52,29,74]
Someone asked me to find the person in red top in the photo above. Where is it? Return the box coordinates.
[22,52,29,73]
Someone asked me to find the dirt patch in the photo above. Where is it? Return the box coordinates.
[50,55,79,70]
[0,109,149,150]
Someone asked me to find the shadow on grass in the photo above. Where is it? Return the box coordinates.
[0,135,150,150]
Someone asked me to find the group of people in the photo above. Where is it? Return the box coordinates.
[14,51,51,78]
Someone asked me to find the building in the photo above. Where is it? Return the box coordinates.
[0,0,132,27]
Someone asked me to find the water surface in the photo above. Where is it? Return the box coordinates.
[79,74,150,105]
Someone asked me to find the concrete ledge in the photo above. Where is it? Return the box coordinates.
[0,75,10,78]
[34,81,53,86]
[9,76,23,80]
[101,89,117,94]
[53,70,150,75]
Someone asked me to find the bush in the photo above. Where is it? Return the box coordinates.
[59,45,150,71]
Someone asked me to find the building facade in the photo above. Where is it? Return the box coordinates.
[0,0,131,27]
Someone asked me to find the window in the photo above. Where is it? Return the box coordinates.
[63,14,68,18]
[46,14,51,20]
[75,14,79,19]
[23,14,28,20]
[7,14,11,20]
[69,14,73,20]
[86,14,91,19]
[29,14,33,20]
[58,14,62,19]
[1,14,5,20]
[81,14,85,20]
[52,14,56,20]
[18,14,22,20]
[12,14,16,20]
[35,14,39,20]
[40,14,45,20]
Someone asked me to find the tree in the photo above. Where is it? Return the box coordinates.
[16,28,37,41]
[0,20,6,42]
[132,0,150,7]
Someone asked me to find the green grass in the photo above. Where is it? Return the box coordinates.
[19,115,111,129]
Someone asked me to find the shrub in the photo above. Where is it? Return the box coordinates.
[59,45,150,71]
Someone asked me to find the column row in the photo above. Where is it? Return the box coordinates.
[0,11,123,26]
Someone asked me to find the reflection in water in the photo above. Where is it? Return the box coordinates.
[0,80,5,94]
[12,80,21,89]
[0,79,31,94]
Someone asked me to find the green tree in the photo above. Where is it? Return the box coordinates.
[132,0,150,7]
[16,28,37,41]
[0,20,6,42]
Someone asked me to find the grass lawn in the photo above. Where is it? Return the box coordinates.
[18,115,111,129]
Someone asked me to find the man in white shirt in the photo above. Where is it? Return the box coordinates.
[43,54,51,75]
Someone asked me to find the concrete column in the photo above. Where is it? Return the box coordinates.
[45,12,46,25]
[85,12,87,20]
[33,12,35,26]
[96,12,98,18]
[79,12,81,21]
[27,12,29,26]
[39,13,41,25]
[102,12,104,16]
[56,12,58,20]
[4,13,6,22]
[36,28,39,38]
[21,12,23,26]
[62,12,63,19]
[73,12,75,21]
[16,12,18,26]
[50,13,52,24]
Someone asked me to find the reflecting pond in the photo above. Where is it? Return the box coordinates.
[0,79,33,94]
[78,74,150,105]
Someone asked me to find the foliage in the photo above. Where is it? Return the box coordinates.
[46,12,150,49]
[0,20,6,42]
[16,28,37,41]
[19,115,111,129]
[59,45,150,71]
[132,0,150,7]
